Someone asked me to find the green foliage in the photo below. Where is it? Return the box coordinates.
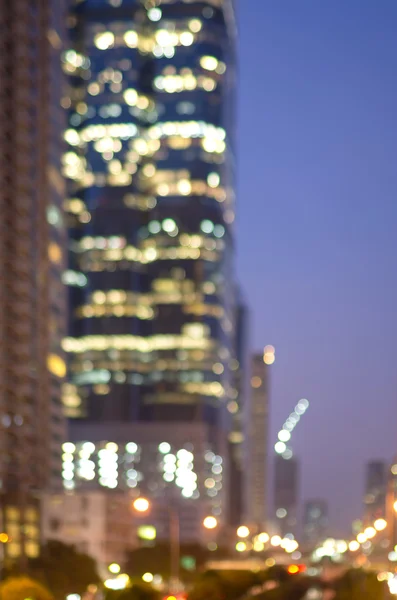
[29,540,100,600]
[188,569,263,600]
[0,576,53,600]
[125,543,232,583]
[332,569,389,600]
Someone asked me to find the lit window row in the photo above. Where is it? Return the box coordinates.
[154,73,217,93]
[156,179,226,202]
[65,123,139,146]
[62,332,212,354]
[77,305,155,320]
[92,27,200,54]
[183,382,225,398]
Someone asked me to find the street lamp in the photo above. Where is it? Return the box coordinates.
[203,516,218,530]
[133,497,150,513]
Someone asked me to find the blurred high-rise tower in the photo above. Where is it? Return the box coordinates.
[364,460,387,524]
[62,0,237,538]
[303,499,328,546]
[0,0,67,562]
[274,455,299,536]
[244,350,272,527]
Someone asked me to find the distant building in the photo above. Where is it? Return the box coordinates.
[274,455,299,536]
[364,461,387,524]
[0,0,67,563]
[42,492,135,578]
[303,500,328,545]
[229,295,249,526]
[245,352,270,527]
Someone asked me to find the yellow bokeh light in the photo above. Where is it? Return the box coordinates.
[374,518,387,531]
[237,526,250,538]
[236,542,247,552]
[349,540,360,552]
[364,527,376,539]
[108,563,121,574]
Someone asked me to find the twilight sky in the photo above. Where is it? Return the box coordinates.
[236,0,397,535]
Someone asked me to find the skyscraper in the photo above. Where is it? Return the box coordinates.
[62,0,237,535]
[229,295,249,526]
[364,460,387,524]
[0,0,67,562]
[303,499,328,546]
[244,352,270,527]
[274,455,299,536]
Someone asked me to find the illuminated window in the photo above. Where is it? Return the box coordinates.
[47,354,67,378]
[48,242,62,265]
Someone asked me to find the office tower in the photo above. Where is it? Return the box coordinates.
[364,461,386,524]
[229,295,249,526]
[0,0,67,562]
[274,455,299,536]
[62,0,237,536]
[244,352,269,527]
[303,500,328,546]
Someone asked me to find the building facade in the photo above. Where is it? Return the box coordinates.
[0,0,67,563]
[42,491,135,578]
[63,0,237,533]
[244,352,269,527]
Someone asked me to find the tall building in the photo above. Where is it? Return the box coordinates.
[244,352,270,527]
[303,499,328,546]
[364,460,386,524]
[62,0,237,536]
[229,295,249,526]
[0,0,67,562]
[274,455,299,536]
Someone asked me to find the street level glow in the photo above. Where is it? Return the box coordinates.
[349,541,360,552]
[133,497,150,513]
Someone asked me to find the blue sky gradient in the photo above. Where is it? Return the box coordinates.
[236,0,397,533]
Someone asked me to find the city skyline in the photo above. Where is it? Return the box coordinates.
[237,0,397,534]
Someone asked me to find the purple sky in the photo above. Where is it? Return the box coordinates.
[236,0,397,535]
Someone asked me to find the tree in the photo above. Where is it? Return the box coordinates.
[0,576,53,600]
[125,543,233,584]
[331,569,390,600]
[188,569,263,600]
[105,583,161,600]
[29,540,100,600]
